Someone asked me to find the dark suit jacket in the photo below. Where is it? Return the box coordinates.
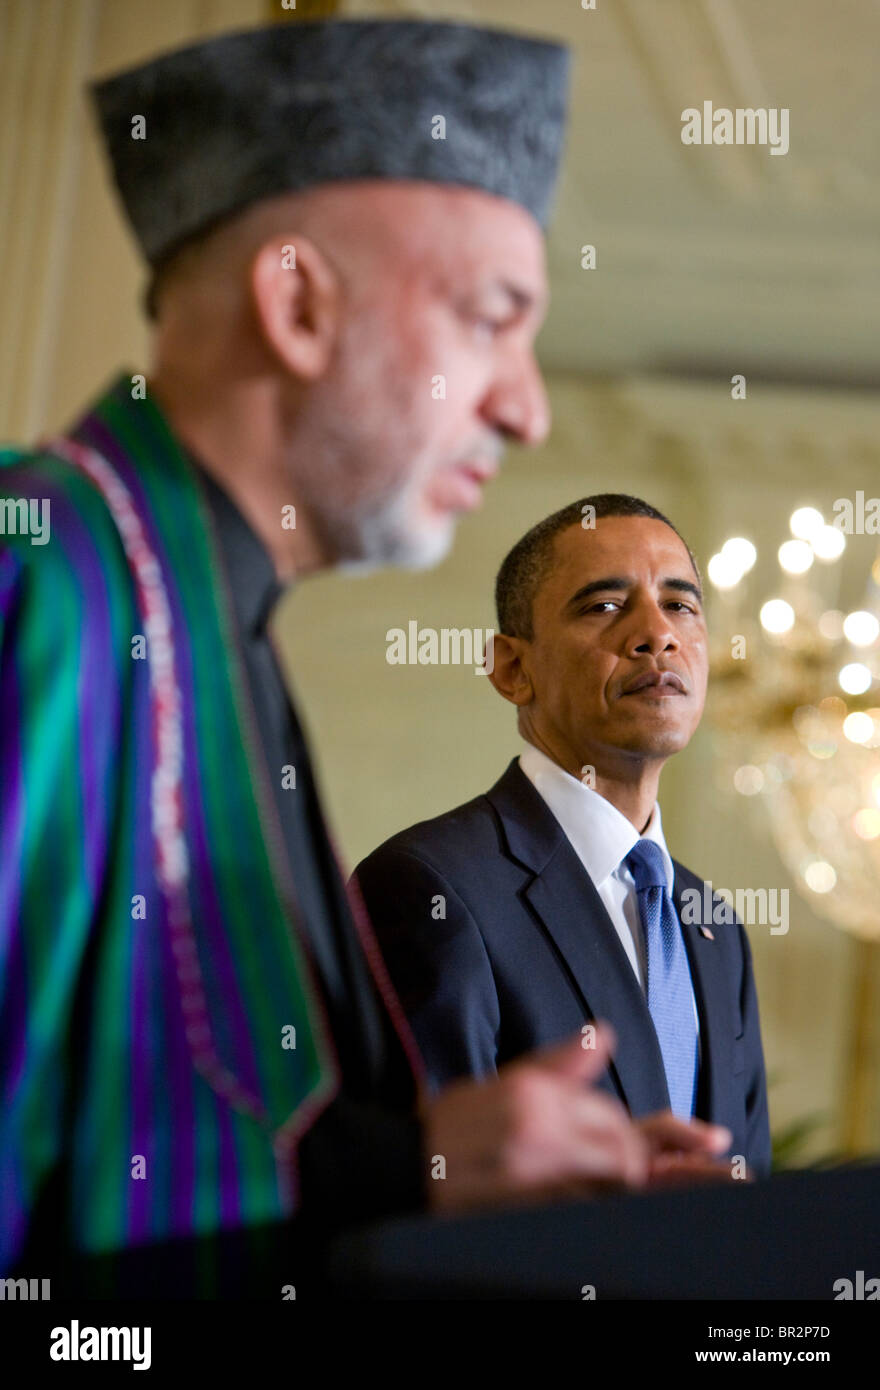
[355,759,772,1178]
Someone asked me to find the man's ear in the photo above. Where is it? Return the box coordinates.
[488,633,535,706]
[249,234,340,379]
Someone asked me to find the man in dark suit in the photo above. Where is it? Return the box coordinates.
[356,494,772,1177]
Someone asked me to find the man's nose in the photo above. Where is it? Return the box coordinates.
[626,605,680,656]
[481,350,550,446]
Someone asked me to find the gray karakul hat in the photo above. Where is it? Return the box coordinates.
[90,18,571,269]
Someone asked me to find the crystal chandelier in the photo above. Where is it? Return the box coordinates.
[707,507,880,1153]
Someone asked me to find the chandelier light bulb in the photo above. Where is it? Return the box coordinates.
[853,809,880,841]
[778,539,814,575]
[707,552,742,590]
[818,695,848,718]
[804,860,837,893]
[760,599,795,634]
[842,610,880,648]
[843,712,874,744]
[812,525,846,562]
[721,537,757,574]
[789,506,825,541]
[733,765,764,795]
[818,610,844,641]
[838,662,873,695]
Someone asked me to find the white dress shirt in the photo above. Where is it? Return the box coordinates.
[518,744,699,1035]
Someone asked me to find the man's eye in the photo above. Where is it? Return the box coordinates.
[583,601,620,613]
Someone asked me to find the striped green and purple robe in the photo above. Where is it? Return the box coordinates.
[0,372,418,1272]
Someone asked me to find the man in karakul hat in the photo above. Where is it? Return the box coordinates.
[0,18,731,1296]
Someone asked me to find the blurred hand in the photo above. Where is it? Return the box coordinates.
[422,1023,649,1213]
[636,1112,744,1188]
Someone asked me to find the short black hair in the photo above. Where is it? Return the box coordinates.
[495,493,700,639]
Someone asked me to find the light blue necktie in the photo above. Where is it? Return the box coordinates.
[625,838,698,1118]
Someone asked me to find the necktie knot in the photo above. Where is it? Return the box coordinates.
[625,838,667,893]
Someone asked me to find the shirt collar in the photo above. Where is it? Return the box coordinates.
[195,464,283,637]
[518,743,674,893]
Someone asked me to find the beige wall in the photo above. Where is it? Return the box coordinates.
[0,0,266,440]
[3,0,879,1162]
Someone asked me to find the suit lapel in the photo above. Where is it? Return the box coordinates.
[487,761,670,1116]
[524,845,671,1114]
